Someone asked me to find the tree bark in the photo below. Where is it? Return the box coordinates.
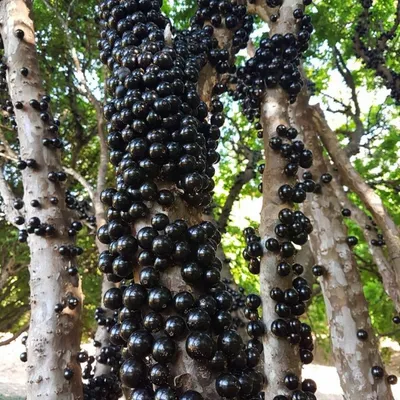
[0,1,83,398]
[295,102,394,400]
[313,105,400,302]
[258,0,304,396]
[330,172,400,315]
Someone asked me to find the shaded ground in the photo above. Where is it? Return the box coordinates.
[1,335,399,399]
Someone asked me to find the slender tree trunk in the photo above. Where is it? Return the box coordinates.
[259,1,304,396]
[313,105,400,297]
[296,102,394,400]
[331,175,400,314]
[0,1,83,398]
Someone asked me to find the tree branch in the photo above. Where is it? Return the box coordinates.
[0,322,29,346]
[313,104,400,303]
[0,165,23,227]
[332,47,365,156]
[64,166,95,201]
[330,172,400,314]
[217,150,258,233]
[41,0,102,112]
[294,94,394,399]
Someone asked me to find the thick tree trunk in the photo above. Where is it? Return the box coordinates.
[295,104,394,400]
[258,0,304,396]
[0,1,83,398]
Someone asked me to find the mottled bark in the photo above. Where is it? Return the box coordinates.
[259,1,304,396]
[0,1,83,398]
[314,105,400,309]
[331,174,400,315]
[296,105,394,400]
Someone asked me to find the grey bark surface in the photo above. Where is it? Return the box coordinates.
[258,0,304,396]
[0,1,83,398]
[295,104,394,400]
[330,172,400,315]
[314,105,400,306]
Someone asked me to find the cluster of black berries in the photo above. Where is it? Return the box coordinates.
[193,0,254,59]
[362,216,386,247]
[229,13,313,118]
[354,0,400,104]
[269,125,316,205]
[242,119,317,399]
[65,191,97,226]
[94,0,266,398]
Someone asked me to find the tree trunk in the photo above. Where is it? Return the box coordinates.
[0,1,83,398]
[313,105,400,300]
[259,1,305,396]
[331,175,400,314]
[295,103,394,400]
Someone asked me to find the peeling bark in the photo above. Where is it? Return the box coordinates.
[258,0,304,396]
[295,104,394,400]
[0,1,83,398]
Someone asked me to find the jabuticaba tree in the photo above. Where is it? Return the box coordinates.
[94,0,268,397]
[292,91,394,399]
[93,0,319,399]
[0,0,84,398]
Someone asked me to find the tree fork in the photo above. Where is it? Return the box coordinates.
[0,1,83,398]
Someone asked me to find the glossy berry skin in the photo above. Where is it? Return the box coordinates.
[284,372,299,390]
[103,287,122,310]
[387,375,398,385]
[186,308,211,331]
[312,265,324,276]
[302,378,317,393]
[120,358,146,388]
[341,208,351,217]
[20,352,27,362]
[321,173,332,183]
[357,329,368,341]
[179,390,204,400]
[393,316,400,324]
[215,373,241,398]
[246,320,265,338]
[152,336,176,364]
[265,238,280,252]
[123,284,147,310]
[246,294,261,310]
[165,315,186,338]
[218,330,243,357]
[271,319,288,337]
[346,236,358,246]
[174,291,195,314]
[300,349,313,364]
[149,363,170,386]
[186,332,215,360]
[154,387,177,400]
[128,330,154,358]
[371,365,384,379]
[15,29,25,39]
[148,286,172,311]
